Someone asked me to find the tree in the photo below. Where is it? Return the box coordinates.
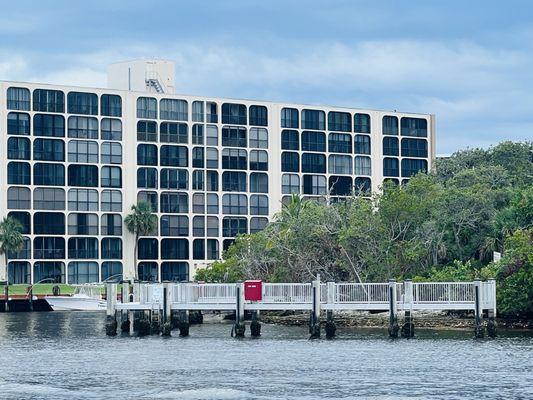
[0,217,24,283]
[124,202,157,281]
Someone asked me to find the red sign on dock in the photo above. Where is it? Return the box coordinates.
[244,280,262,301]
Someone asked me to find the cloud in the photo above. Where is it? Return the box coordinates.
[1,36,530,154]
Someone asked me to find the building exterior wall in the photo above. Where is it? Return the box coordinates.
[0,80,435,284]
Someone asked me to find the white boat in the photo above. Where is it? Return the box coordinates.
[45,285,107,311]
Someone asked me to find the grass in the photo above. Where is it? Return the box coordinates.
[4,283,125,296]
[4,284,77,296]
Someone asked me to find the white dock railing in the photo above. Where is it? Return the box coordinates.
[262,283,313,303]
[115,279,496,314]
[413,282,475,304]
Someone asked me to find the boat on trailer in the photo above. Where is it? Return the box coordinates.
[45,285,106,311]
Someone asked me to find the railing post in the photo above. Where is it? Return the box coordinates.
[474,279,484,338]
[388,279,399,338]
[105,283,117,336]
[486,278,497,338]
[401,280,414,338]
[233,282,245,337]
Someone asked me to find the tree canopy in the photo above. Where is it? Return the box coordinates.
[196,141,532,316]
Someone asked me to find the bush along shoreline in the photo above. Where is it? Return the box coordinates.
[196,141,533,323]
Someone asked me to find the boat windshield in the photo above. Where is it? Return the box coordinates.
[73,285,103,299]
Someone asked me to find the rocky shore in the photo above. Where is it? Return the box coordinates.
[259,310,533,330]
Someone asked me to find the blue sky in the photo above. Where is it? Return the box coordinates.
[1,0,532,154]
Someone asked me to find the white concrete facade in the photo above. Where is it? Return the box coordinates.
[0,74,435,284]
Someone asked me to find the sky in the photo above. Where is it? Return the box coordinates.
[1,0,532,155]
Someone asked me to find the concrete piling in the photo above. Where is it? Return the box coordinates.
[474,280,485,338]
[105,284,117,336]
[325,310,336,339]
[250,311,261,337]
[486,279,497,338]
[3,284,9,313]
[161,284,171,336]
[309,275,321,339]
[178,310,190,337]
[388,279,399,338]
[233,282,246,337]
[401,280,415,338]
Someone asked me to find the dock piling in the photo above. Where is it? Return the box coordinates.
[474,280,485,338]
[486,279,497,338]
[178,310,190,337]
[161,284,172,336]
[250,310,261,337]
[105,283,118,336]
[4,284,9,313]
[325,282,336,338]
[233,282,246,337]
[401,279,415,338]
[388,279,399,338]
[309,275,321,339]
[120,282,131,333]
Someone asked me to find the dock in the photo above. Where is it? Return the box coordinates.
[105,277,498,339]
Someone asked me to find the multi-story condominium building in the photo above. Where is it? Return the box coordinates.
[0,59,435,284]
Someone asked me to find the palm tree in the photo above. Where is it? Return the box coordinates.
[124,202,157,282]
[0,217,24,283]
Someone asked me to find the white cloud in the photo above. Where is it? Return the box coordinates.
[1,37,530,154]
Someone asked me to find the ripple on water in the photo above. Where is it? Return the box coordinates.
[0,312,531,400]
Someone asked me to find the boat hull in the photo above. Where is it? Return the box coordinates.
[45,296,107,311]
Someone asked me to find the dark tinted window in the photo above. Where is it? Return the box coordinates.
[67,92,98,115]
[281,108,299,128]
[34,163,64,186]
[328,111,351,132]
[302,109,325,130]
[33,89,64,112]
[382,116,398,135]
[222,103,247,125]
[249,105,268,126]
[401,117,428,137]
[301,131,326,152]
[101,94,122,117]
[401,138,428,157]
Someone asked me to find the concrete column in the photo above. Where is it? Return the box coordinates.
[105,283,117,336]
[161,283,172,336]
[325,282,336,339]
[3,284,9,313]
[401,280,414,338]
[309,275,321,339]
[486,278,497,338]
[474,279,484,338]
[388,279,399,338]
[233,282,245,337]
[250,310,261,337]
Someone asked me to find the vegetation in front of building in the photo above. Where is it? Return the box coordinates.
[196,141,532,317]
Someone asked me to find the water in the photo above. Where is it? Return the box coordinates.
[0,312,532,400]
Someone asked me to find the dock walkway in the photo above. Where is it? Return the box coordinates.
[105,277,497,339]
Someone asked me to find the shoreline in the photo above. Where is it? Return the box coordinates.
[258,311,533,330]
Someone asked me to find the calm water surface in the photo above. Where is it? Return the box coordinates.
[0,312,531,400]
